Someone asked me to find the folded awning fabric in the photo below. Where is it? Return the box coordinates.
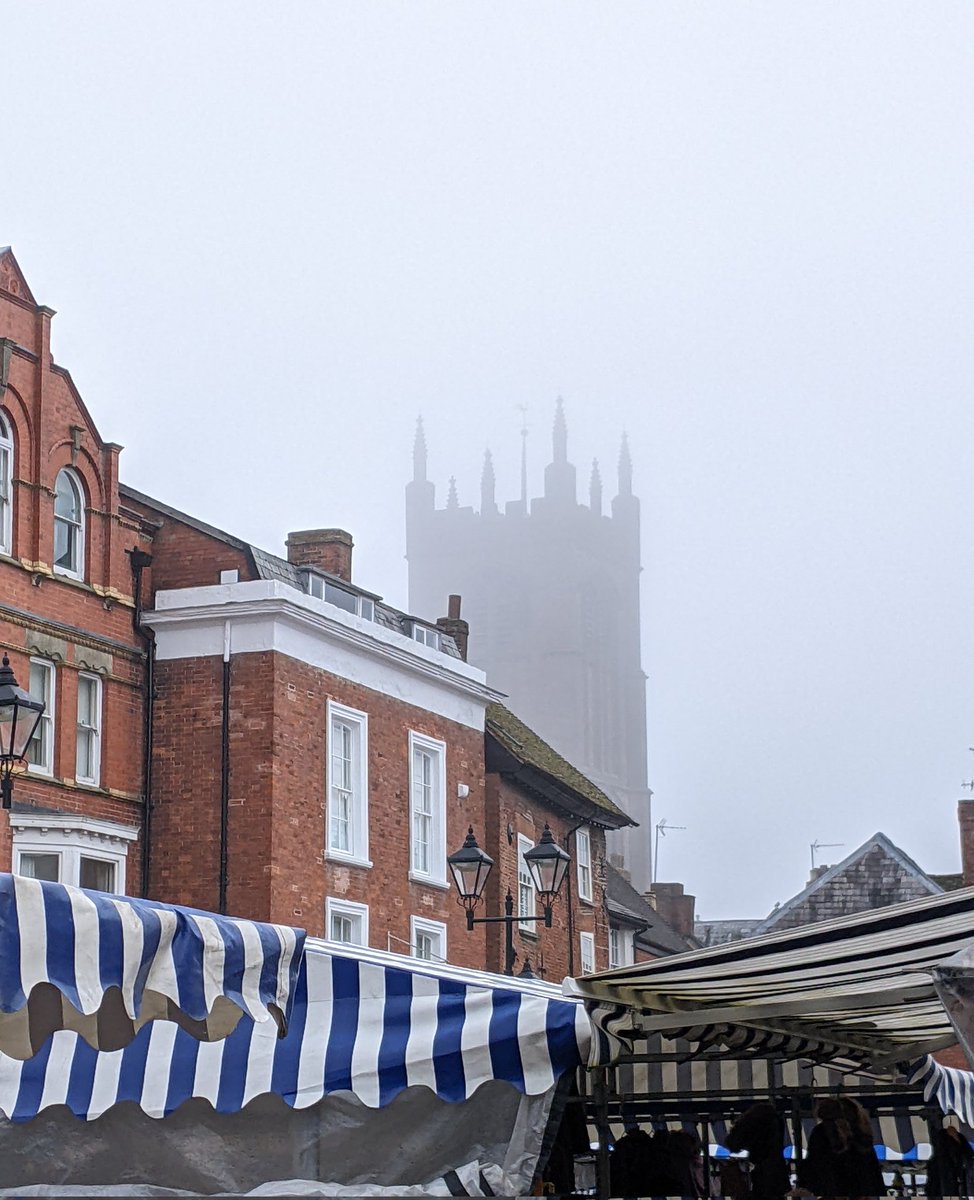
[0,938,590,1120]
[568,886,974,1069]
[0,873,305,1058]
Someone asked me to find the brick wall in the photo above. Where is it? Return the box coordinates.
[0,254,149,889]
[150,649,492,969]
[483,775,608,979]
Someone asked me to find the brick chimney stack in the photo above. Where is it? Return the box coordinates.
[286,529,353,582]
[645,881,696,939]
[436,594,469,661]
[959,800,974,886]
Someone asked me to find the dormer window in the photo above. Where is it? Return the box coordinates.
[411,623,441,650]
[0,411,12,555]
[53,469,85,579]
[303,571,374,620]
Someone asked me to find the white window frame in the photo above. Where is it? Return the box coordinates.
[411,623,441,650]
[26,658,55,777]
[579,931,596,975]
[325,897,369,947]
[576,827,593,902]
[410,915,447,962]
[408,731,447,887]
[326,701,371,867]
[518,833,537,928]
[305,573,375,621]
[0,409,13,556]
[9,811,139,894]
[609,926,633,969]
[75,672,102,787]
[53,467,85,581]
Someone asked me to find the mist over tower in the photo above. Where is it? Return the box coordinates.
[405,400,654,889]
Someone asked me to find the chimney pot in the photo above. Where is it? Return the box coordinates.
[959,800,974,886]
[437,594,469,661]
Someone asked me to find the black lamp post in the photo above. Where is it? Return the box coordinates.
[0,655,45,810]
[448,823,571,976]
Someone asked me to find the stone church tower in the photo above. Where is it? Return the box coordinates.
[405,401,654,889]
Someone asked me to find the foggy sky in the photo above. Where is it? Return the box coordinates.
[4,3,974,918]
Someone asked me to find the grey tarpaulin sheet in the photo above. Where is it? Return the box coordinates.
[0,1082,553,1195]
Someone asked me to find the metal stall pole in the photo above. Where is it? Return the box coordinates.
[790,1101,803,1192]
[593,1067,612,1200]
[701,1117,712,1199]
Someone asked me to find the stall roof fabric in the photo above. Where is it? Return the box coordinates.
[569,885,974,1069]
[0,874,305,1059]
[0,938,590,1121]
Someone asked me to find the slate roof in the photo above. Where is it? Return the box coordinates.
[606,863,696,955]
[119,485,461,658]
[485,703,634,830]
[694,918,762,948]
[750,831,943,936]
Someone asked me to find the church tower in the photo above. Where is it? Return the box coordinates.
[405,401,653,889]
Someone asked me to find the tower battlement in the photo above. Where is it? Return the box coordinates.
[405,399,653,889]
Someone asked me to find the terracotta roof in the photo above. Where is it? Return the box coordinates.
[485,702,634,829]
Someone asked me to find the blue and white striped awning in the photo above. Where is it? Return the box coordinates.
[0,938,590,1121]
[0,874,305,1059]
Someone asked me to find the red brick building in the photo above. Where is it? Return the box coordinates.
[0,248,149,895]
[0,248,631,974]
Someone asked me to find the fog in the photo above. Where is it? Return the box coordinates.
[4,3,973,917]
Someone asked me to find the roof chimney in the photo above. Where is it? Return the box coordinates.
[960,800,974,886]
[286,529,353,582]
[436,594,469,661]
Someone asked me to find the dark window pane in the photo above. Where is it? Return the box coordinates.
[20,853,59,882]
[79,857,115,892]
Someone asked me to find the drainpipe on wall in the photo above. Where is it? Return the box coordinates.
[127,548,154,899]
[219,620,231,915]
[564,820,586,978]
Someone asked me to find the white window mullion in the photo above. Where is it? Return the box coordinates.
[26,659,55,776]
[580,931,595,974]
[408,732,446,885]
[326,703,370,867]
[76,673,102,787]
[0,412,12,556]
[576,827,593,902]
[518,834,537,927]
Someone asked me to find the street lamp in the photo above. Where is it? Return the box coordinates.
[0,656,45,810]
[447,823,571,976]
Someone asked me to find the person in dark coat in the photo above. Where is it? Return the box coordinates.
[926,1124,974,1198]
[724,1102,791,1199]
[797,1097,884,1198]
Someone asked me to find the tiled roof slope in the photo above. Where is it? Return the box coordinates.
[606,863,696,955]
[120,485,461,658]
[485,702,634,829]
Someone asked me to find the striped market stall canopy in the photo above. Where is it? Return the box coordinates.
[569,886,974,1070]
[0,873,305,1059]
[578,1037,959,1157]
[0,937,591,1121]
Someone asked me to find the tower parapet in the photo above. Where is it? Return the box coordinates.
[405,398,655,888]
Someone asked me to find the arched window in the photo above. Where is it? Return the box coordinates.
[53,468,85,579]
[0,412,12,555]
